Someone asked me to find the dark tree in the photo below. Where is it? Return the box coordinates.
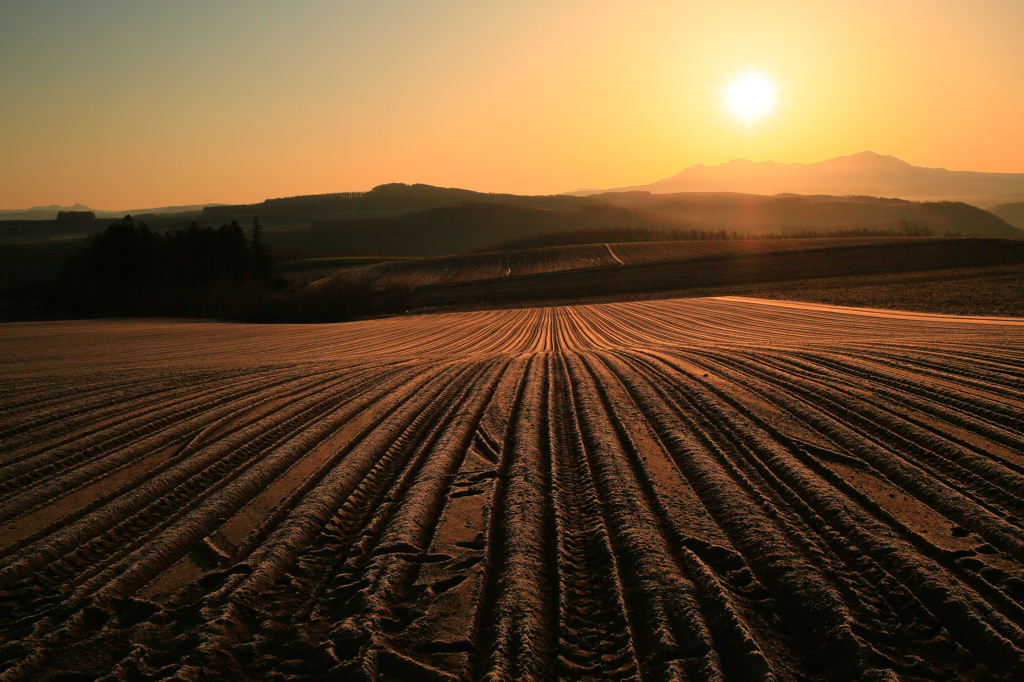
[251,216,271,283]
[55,210,97,231]
[58,215,276,317]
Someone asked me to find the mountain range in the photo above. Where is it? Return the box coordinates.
[4,181,1022,256]
[5,153,1024,255]
[252,185,1022,257]
[574,152,1024,208]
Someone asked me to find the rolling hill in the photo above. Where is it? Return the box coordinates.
[246,184,1021,257]
[990,201,1024,230]
[271,200,685,258]
[5,183,1021,260]
[590,192,1023,239]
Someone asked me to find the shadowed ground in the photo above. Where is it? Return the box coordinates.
[2,297,1024,680]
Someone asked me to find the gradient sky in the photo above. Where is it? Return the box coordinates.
[2,1,1023,209]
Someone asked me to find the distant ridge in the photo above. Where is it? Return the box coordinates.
[0,203,223,221]
[6,180,1021,253]
[244,184,1022,257]
[571,152,1024,207]
[990,202,1024,231]
[0,204,94,221]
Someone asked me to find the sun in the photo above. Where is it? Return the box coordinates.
[723,70,777,125]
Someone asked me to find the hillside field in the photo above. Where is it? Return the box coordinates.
[324,237,914,291]
[2,297,1024,680]
[314,238,1024,319]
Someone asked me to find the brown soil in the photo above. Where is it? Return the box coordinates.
[326,237,916,291]
[330,238,1024,319]
[1,297,1024,680]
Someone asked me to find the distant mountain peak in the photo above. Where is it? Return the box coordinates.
[824,151,912,168]
[580,152,1024,205]
[849,150,902,160]
[0,203,93,213]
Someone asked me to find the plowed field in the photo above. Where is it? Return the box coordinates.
[319,238,1024,316]
[325,237,931,291]
[2,297,1024,681]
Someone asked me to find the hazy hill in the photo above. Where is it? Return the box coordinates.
[0,204,93,221]
[0,203,220,221]
[577,152,1024,206]
[202,183,600,229]
[592,192,1023,239]
[270,201,684,258]
[92,204,223,219]
[990,202,1024,230]
[6,183,1020,255]
[200,182,1018,258]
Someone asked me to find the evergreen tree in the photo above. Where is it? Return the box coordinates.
[251,216,271,283]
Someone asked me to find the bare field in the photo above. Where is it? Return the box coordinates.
[343,238,1024,315]
[719,263,1024,318]
[2,297,1024,680]
[325,237,926,291]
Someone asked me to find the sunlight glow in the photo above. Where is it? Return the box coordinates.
[724,70,777,125]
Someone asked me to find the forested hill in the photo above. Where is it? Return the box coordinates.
[186,183,1024,258]
[200,183,604,226]
[593,192,1024,240]
[272,202,686,258]
[990,201,1024,231]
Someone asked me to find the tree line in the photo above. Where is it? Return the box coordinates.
[490,223,945,251]
[57,216,279,317]
[52,215,403,322]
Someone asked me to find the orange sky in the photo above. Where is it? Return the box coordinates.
[2,1,1023,209]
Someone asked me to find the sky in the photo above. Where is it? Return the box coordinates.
[2,0,1024,209]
